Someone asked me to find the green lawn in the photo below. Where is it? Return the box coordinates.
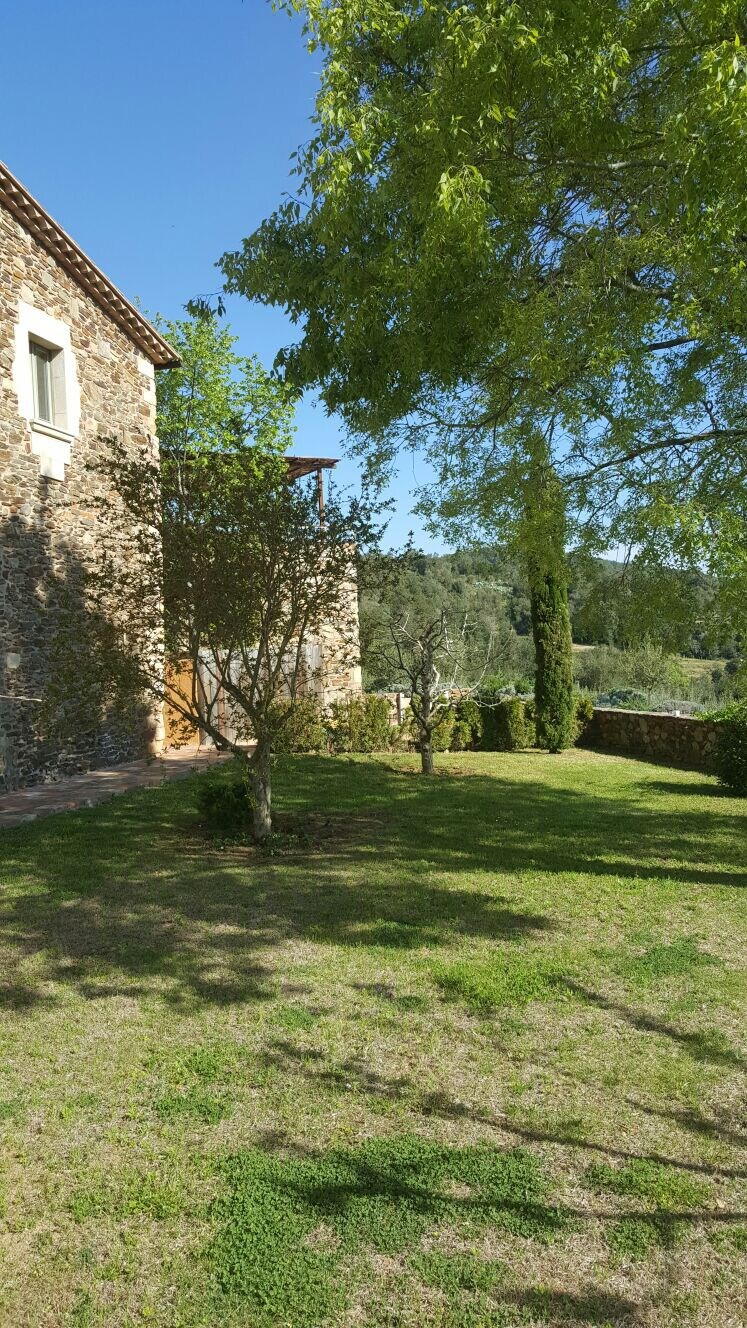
[0,750,745,1328]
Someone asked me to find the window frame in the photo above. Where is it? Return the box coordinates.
[12,301,81,481]
[29,338,56,425]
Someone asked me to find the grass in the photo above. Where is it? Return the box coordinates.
[210,1137,562,1326]
[0,748,745,1327]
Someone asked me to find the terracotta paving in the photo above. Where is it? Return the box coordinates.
[0,747,230,831]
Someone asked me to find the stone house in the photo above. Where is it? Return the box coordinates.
[0,161,179,790]
[0,164,362,789]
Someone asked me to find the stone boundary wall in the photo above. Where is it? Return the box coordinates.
[581,707,718,772]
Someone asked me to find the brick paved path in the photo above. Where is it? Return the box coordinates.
[0,748,229,831]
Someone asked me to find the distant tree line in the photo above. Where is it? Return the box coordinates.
[360,547,741,693]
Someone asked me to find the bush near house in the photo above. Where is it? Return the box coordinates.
[482,696,536,752]
[327,694,393,754]
[196,766,255,840]
[271,699,328,754]
[398,702,454,754]
[261,688,594,764]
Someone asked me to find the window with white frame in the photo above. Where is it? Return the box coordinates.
[29,337,67,431]
[30,340,53,422]
[12,302,81,481]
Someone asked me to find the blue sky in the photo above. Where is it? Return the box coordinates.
[1,0,443,549]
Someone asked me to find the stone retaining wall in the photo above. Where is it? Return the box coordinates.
[581,707,718,771]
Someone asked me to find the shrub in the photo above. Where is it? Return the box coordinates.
[623,641,689,699]
[327,694,392,753]
[399,702,455,752]
[573,644,627,694]
[196,767,254,839]
[475,680,505,750]
[480,673,511,693]
[708,700,747,795]
[513,675,534,695]
[430,706,456,752]
[481,696,535,751]
[575,692,594,737]
[597,688,649,711]
[450,697,483,751]
[271,698,326,753]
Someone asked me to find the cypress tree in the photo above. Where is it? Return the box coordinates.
[529,562,576,752]
[523,452,576,753]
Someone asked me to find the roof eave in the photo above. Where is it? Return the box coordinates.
[0,161,181,369]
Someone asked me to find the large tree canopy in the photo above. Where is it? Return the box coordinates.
[222,0,747,624]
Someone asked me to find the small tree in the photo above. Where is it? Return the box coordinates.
[47,314,375,841]
[53,438,371,841]
[372,603,497,775]
[622,640,689,702]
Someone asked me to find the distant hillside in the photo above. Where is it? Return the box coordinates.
[359,547,740,689]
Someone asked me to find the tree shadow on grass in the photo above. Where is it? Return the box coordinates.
[279,756,747,890]
[0,754,744,1009]
[639,779,732,799]
[0,785,553,1010]
[625,1098,747,1151]
[494,1287,641,1325]
[254,1037,747,1182]
[560,980,745,1070]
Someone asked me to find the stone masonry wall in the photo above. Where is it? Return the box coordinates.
[316,566,364,707]
[581,707,719,772]
[0,204,160,789]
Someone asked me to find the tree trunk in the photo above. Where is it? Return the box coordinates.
[249,742,272,842]
[419,669,436,775]
[420,738,434,775]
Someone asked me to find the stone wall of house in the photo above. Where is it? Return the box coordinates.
[315,561,364,707]
[580,706,719,772]
[0,204,161,790]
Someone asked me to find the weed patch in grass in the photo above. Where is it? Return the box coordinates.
[58,1091,99,1121]
[586,1159,711,1257]
[208,1136,567,1324]
[153,1083,229,1124]
[272,1004,318,1032]
[340,918,443,949]
[150,1041,240,1122]
[708,1224,747,1253]
[405,1253,507,1327]
[69,1170,183,1222]
[584,1158,711,1210]
[608,1214,683,1256]
[619,937,719,985]
[411,1250,504,1294]
[434,951,565,1011]
[179,1044,239,1081]
[66,1290,96,1327]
